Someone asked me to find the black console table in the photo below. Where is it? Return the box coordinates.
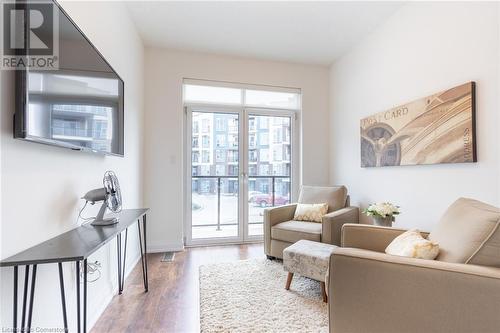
[0,208,149,333]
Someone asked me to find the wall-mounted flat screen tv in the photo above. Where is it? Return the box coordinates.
[14,1,124,156]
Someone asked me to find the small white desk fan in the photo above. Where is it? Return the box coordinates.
[82,171,122,226]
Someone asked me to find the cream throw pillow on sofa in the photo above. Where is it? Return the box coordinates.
[294,203,328,223]
[386,229,439,260]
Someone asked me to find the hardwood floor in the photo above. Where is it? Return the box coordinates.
[91,243,265,333]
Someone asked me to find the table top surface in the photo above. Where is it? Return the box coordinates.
[0,208,149,267]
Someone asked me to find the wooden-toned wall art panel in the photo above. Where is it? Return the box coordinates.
[360,82,476,167]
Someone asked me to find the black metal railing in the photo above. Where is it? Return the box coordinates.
[248,176,290,211]
[191,175,291,231]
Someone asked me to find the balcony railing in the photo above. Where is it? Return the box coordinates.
[192,175,291,231]
[52,127,88,137]
[52,127,108,139]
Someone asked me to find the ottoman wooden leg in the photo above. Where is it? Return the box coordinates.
[285,272,293,290]
[320,282,327,303]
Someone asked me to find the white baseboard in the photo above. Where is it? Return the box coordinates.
[147,242,184,253]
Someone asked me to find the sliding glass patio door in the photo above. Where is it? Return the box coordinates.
[186,108,295,246]
[188,109,242,243]
[245,112,292,239]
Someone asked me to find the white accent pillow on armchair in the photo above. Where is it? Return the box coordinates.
[386,229,440,260]
[293,203,329,223]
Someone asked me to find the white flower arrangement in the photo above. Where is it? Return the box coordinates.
[363,202,400,219]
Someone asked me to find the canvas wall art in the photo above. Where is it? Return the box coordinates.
[360,82,476,167]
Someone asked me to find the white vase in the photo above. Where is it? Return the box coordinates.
[373,216,393,227]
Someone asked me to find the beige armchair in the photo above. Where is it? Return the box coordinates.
[328,198,500,333]
[264,185,359,259]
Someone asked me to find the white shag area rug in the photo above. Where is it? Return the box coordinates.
[199,259,328,333]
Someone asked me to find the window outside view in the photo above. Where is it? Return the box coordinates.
[185,81,299,243]
[247,115,291,236]
[51,104,114,152]
[191,112,291,239]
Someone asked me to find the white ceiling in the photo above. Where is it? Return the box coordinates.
[126,1,403,66]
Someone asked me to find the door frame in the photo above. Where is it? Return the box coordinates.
[183,104,299,247]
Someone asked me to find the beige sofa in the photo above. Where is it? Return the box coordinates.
[264,185,359,259]
[328,198,500,333]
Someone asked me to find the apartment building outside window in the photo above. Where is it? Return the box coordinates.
[184,79,301,245]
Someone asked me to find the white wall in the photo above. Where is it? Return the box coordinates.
[329,2,499,230]
[0,1,144,331]
[144,49,330,250]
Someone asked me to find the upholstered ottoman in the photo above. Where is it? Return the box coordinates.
[283,239,337,302]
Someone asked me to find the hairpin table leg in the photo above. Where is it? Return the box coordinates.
[76,261,80,333]
[58,263,68,332]
[117,233,122,294]
[143,214,148,292]
[138,220,147,291]
[13,266,18,332]
[121,228,128,293]
[21,265,30,331]
[27,264,37,332]
[83,259,87,333]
